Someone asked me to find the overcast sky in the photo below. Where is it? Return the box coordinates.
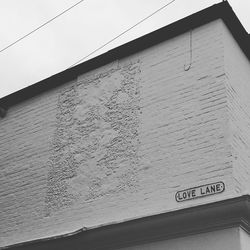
[0,0,249,98]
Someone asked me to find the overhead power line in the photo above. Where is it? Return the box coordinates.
[0,0,85,54]
[69,0,177,68]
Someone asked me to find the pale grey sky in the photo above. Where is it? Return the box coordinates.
[0,0,249,98]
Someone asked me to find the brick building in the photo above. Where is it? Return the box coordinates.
[1,2,250,249]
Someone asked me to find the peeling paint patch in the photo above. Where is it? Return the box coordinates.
[45,60,141,212]
[45,84,81,213]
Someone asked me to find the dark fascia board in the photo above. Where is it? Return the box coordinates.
[2,195,250,250]
[0,1,249,108]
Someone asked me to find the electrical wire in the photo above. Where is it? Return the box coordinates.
[0,0,85,54]
[69,0,177,68]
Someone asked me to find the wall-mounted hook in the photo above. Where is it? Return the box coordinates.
[184,29,193,71]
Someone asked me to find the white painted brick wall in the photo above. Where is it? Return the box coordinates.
[0,19,245,246]
[223,22,250,194]
[0,89,58,245]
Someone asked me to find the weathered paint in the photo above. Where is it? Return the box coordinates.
[0,20,249,246]
[45,61,141,213]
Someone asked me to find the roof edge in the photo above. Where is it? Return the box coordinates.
[0,1,249,108]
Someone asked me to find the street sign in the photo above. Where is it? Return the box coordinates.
[175,182,225,202]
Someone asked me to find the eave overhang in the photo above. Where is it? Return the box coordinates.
[0,1,249,108]
[3,195,250,250]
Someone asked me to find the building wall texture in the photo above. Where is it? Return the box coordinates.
[0,19,250,247]
[223,24,250,194]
